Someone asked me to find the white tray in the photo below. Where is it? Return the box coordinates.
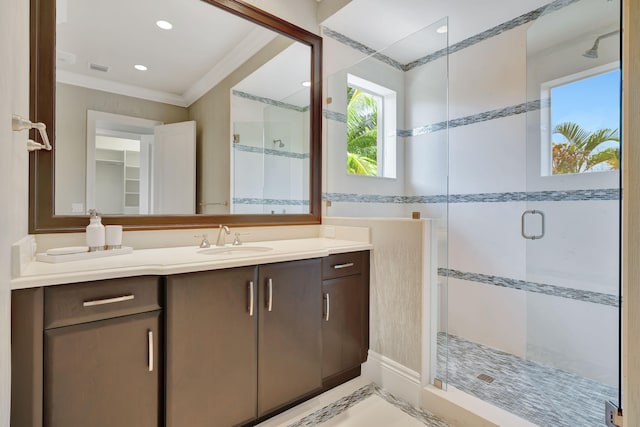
[36,247,133,263]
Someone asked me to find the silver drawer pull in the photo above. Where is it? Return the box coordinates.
[266,278,273,312]
[324,293,330,321]
[148,330,153,372]
[83,294,135,307]
[248,281,254,317]
[333,262,354,270]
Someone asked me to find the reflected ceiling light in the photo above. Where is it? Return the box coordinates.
[436,25,448,34]
[134,64,148,71]
[156,20,173,30]
[301,81,311,87]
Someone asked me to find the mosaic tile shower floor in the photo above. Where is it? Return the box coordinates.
[437,333,618,427]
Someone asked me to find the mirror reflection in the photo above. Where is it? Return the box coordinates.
[54,0,311,216]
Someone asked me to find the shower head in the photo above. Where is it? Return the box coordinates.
[273,139,284,148]
[583,41,599,59]
[583,30,620,59]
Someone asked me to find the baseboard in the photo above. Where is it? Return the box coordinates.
[361,350,421,407]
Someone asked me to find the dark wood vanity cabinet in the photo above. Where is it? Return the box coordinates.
[11,251,369,427]
[165,259,322,425]
[258,259,322,416]
[44,311,160,427]
[165,266,258,427]
[321,251,370,385]
[11,276,162,427]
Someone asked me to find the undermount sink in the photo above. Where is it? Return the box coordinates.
[198,246,273,256]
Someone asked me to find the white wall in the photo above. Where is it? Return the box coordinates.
[0,0,30,422]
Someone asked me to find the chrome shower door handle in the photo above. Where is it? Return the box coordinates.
[521,210,545,240]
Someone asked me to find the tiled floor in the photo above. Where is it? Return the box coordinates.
[438,333,618,427]
[256,377,450,427]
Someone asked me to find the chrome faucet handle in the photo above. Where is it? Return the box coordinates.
[195,234,210,248]
[216,225,231,246]
[232,232,250,246]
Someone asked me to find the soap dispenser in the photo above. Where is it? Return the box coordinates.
[86,209,105,252]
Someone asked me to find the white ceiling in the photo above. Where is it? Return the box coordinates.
[56,0,282,106]
[57,0,621,108]
[322,0,553,54]
[321,0,619,65]
[233,42,311,108]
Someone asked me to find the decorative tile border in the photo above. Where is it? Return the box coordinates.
[233,143,309,160]
[440,268,619,307]
[325,99,549,137]
[286,383,450,427]
[322,109,347,123]
[323,188,620,204]
[233,197,309,206]
[321,27,405,71]
[373,385,451,427]
[438,332,617,427]
[286,384,374,427]
[232,89,309,112]
[324,0,579,73]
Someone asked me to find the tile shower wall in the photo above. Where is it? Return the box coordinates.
[231,92,309,214]
[446,7,619,387]
[322,0,619,388]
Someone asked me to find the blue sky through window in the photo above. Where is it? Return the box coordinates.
[551,69,621,150]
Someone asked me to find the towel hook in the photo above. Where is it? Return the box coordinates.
[12,114,52,152]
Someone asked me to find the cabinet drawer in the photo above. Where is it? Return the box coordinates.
[44,276,161,329]
[322,252,365,279]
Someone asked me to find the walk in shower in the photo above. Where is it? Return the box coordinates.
[439,0,621,425]
[322,0,621,425]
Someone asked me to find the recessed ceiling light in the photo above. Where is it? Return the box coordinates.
[301,81,311,87]
[134,64,148,71]
[436,25,448,34]
[156,20,173,30]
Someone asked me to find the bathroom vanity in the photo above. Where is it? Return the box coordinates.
[10,239,370,427]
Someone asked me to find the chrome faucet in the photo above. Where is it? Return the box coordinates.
[195,234,211,248]
[216,225,230,246]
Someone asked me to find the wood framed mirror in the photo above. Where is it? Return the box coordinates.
[29,0,322,233]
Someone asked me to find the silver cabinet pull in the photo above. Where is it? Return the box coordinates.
[83,294,134,307]
[333,262,354,269]
[148,330,154,372]
[521,210,545,240]
[248,281,254,317]
[324,293,330,321]
[266,278,273,312]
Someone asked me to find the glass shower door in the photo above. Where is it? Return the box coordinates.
[524,1,621,425]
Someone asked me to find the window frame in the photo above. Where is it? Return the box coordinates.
[540,61,621,177]
[346,73,397,179]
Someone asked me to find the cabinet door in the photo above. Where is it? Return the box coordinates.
[166,267,258,427]
[322,274,363,379]
[258,259,322,416]
[44,311,160,427]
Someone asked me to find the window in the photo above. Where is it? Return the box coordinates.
[346,74,396,178]
[543,65,621,175]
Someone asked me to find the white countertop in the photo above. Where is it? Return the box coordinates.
[11,238,372,290]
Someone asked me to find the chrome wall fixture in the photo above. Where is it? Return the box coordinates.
[12,114,52,151]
